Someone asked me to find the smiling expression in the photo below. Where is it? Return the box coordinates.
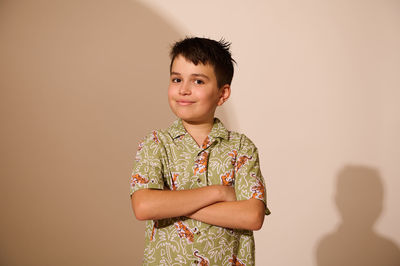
[168,55,230,124]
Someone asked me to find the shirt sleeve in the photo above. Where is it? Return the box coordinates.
[129,131,165,198]
[234,135,271,215]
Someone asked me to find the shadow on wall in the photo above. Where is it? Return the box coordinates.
[316,165,400,266]
[0,1,181,265]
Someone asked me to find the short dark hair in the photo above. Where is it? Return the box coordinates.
[169,37,236,88]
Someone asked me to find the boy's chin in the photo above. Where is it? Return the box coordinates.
[170,109,215,124]
[176,115,215,125]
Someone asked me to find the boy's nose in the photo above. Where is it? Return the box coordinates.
[179,82,191,95]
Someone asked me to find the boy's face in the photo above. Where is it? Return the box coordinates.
[168,55,230,124]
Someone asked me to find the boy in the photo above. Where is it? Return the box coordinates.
[130,37,270,265]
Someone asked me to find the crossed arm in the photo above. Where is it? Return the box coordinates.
[130,185,265,231]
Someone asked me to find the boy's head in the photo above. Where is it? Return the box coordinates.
[170,37,235,89]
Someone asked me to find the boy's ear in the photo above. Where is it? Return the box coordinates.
[217,84,231,106]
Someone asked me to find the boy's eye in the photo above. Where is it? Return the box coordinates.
[194,79,204,85]
[172,78,181,83]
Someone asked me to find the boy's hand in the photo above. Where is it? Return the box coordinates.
[219,185,236,202]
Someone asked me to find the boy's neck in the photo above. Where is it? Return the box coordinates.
[181,118,214,147]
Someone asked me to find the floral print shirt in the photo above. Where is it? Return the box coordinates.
[130,118,270,265]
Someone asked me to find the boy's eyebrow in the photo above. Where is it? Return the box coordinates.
[170,71,181,76]
[192,73,210,80]
[170,72,210,80]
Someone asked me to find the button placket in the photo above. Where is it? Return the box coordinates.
[194,149,208,186]
[194,136,216,187]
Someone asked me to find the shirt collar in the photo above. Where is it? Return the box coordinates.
[209,117,229,140]
[167,118,229,141]
[167,119,187,139]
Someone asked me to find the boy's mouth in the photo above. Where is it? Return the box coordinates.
[176,100,195,106]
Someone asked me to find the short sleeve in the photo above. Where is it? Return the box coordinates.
[234,135,271,215]
[129,131,165,198]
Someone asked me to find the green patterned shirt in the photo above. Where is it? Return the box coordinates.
[130,118,270,265]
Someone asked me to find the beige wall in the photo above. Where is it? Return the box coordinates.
[1,0,399,265]
[143,1,400,265]
[0,1,180,265]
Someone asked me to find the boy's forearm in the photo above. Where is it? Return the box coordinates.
[131,185,234,221]
[188,198,266,231]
